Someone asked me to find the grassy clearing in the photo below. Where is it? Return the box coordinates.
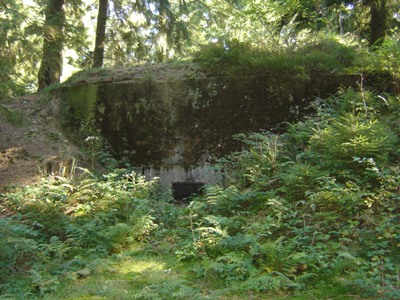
[48,244,218,300]
[49,245,167,299]
[46,243,372,300]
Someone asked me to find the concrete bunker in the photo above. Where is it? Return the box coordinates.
[142,165,222,201]
[61,68,360,198]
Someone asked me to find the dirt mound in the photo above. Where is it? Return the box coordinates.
[0,94,85,192]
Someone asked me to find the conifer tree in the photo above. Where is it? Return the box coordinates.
[37,0,65,90]
[93,0,108,68]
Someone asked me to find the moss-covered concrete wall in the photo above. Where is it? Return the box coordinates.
[61,72,359,167]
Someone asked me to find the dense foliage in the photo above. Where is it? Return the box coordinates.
[1,84,399,298]
[1,0,399,96]
[176,88,400,298]
[0,170,164,296]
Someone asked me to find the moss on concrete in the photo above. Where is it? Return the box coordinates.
[61,69,359,167]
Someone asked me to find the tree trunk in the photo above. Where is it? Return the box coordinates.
[93,0,109,68]
[37,0,65,91]
[369,0,388,48]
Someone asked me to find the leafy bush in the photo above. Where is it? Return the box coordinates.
[356,38,400,80]
[309,113,397,174]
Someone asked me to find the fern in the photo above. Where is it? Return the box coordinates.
[133,279,204,300]
[235,273,284,292]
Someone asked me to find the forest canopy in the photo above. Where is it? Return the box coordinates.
[0,0,399,96]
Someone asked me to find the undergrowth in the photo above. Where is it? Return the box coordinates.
[0,170,171,297]
[1,49,400,298]
[193,37,357,76]
[193,36,400,83]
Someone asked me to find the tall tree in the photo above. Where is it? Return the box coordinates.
[37,0,65,90]
[91,0,190,67]
[93,0,108,68]
[324,0,392,47]
[369,0,388,47]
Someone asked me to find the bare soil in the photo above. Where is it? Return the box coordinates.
[0,93,84,192]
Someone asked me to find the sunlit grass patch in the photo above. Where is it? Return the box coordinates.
[47,243,191,299]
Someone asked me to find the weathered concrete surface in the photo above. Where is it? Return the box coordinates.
[61,71,359,168]
[143,165,223,190]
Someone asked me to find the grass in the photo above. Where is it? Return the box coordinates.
[47,244,197,300]
[45,242,358,300]
[192,38,357,76]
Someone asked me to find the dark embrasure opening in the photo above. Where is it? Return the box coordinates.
[172,182,204,201]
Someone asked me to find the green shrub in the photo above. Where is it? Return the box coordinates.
[356,38,400,79]
[293,38,357,73]
[193,37,357,75]
[278,162,323,201]
[309,113,397,176]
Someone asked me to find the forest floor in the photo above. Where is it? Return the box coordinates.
[0,93,84,193]
[46,243,304,300]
